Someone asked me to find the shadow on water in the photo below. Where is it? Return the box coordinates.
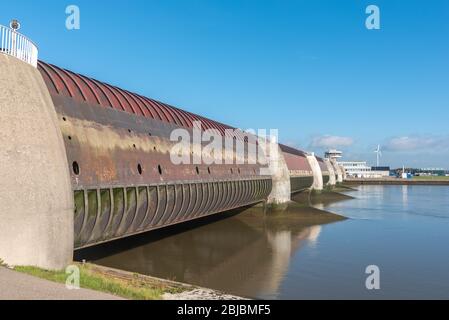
[292,189,355,211]
[75,194,350,299]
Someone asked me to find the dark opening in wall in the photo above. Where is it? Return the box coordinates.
[158,165,163,175]
[137,164,143,175]
[208,167,211,174]
[196,167,200,175]
[73,161,80,175]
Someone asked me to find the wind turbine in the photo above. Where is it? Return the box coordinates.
[374,145,382,167]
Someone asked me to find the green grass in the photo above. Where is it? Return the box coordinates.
[412,176,449,181]
[14,264,184,300]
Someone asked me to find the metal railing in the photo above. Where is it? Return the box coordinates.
[0,24,38,67]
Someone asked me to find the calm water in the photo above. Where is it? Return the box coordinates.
[83,186,449,299]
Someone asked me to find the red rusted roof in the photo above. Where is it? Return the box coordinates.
[279,144,307,157]
[38,61,311,157]
[37,61,243,139]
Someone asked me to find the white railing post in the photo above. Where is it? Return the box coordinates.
[0,24,38,67]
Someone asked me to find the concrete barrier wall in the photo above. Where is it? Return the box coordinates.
[306,154,323,191]
[0,54,74,270]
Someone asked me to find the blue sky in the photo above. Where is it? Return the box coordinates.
[2,0,448,168]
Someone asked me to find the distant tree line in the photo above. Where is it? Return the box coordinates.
[391,168,448,176]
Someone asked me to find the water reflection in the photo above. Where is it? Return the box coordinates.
[80,203,345,299]
[78,186,449,299]
[402,185,408,209]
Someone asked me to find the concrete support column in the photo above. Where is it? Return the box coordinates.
[324,159,336,186]
[0,55,74,270]
[306,154,323,191]
[266,145,291,205]
[340,165,347,181]
[332,160,343,183]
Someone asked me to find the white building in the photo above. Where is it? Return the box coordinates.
[324,149,343,160]
[338,161,390,178]
[324,149,390,179]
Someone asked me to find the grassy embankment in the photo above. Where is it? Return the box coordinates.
[412,176,449,181]
[14,263,186,300]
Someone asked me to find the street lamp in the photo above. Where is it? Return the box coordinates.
[10,19,21,31]
[9,20,20,56]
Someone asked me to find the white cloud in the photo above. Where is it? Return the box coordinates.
[384,135,449,152]
[310,135,354,148]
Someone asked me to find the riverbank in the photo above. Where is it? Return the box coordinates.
[0,266,122,300]
[83,264,245,300]
[344,178,449,186]
[10,263,244,300]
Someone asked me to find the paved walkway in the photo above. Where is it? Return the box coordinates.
[0,267,123,300]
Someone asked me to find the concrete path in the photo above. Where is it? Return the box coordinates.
[0,267,123,300]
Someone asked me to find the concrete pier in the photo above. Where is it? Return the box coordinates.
[324,159,336,186]
[333,161,344,183]
[267,145,291,205]
[306,154,324,191]
[0,55,74,270]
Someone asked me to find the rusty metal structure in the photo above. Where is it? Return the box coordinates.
[37,61,274,249]
[317,157,331,185]
[280,145,314,193]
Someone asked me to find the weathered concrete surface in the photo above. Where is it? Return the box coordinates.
[0,54,74,270]
[324,159,336,186]
[163,289,245,300]
[306,154,323,191]
[338,164,347,181]
[333,161,344,183]
[266,144,291,205]
[0,267,122,300]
